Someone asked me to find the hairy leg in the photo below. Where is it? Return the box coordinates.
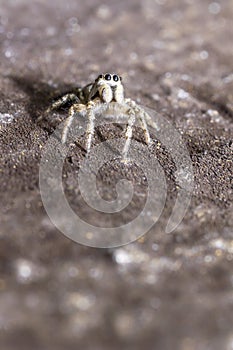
[136,108,151,145]
[49,93,79,111]
[85,101,96,153]
[37,93,80,123]
[126,98,151,145]
[62,103,86,144]
[122,104,136,161]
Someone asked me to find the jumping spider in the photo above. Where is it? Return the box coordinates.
[44,73,154,160]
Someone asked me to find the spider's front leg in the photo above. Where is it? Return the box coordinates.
[62,103,86,144]
[62,99,100,153]
[85,100,97,154]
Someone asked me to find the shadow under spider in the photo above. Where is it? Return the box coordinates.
[9,74,81,122]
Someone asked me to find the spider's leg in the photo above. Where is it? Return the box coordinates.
[49,93,79,111]
[139,111,151,145]
[37,93,80,123]
[122,104,136,161]
[126,98,151,145]
[85,101,96,154]
[62,103,86,144]
[135,102,159,132]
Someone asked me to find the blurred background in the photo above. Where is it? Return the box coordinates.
[0,1,233,349]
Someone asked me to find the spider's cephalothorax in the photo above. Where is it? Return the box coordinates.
[86,73,124,104]
[43,73,153,160]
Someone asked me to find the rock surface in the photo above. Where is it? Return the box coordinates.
[0,1,233,349]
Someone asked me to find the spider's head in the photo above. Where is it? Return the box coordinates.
[95,73,124,103]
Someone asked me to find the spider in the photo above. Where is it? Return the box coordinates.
[44,73,155,160]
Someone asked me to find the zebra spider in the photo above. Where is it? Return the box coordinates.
[44,73,153,160]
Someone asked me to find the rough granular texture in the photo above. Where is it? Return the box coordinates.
[0,1,232,350]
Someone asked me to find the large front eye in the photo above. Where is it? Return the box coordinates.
[104,73,111,81]
[113,74,119,82]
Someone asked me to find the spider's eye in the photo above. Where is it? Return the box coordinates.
[96,74,104,81]
[113,74,119,82]
[104,73,111,81]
